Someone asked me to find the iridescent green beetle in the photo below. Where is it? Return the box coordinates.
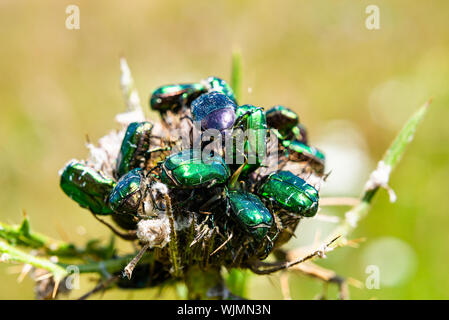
[258,170,319,217]
[265,105,299,138]
[160,150,231,188]
[282,139,325,170]
[60,160,116,215]
[150,83,206,113]
[109,168,147,215]
[149,76,236,114]
[232,104,267,175]
[227,189,273,241]
[115,122,151,178]
[115,121,169,178]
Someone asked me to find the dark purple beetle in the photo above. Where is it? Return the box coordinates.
[191,91,237,131]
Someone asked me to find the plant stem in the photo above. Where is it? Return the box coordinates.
[231,50,243,102]
[59,253,154,275]
[0,219,81,257]
[0,241,68,281]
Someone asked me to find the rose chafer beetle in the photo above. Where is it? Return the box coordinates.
[232,104,268,176]
[258,170,319,217]
[149,77,236,115]
[191,91,237,132]
[115,121,169,179]
[265,105,299,138]
[109,168,148,215]
[282,139,325,170]
[226,189,273,241]
[60,160,116,215]
[150,83,206,114]
[160,149,231,188]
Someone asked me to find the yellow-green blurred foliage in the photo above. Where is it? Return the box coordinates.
[0,0,448,299]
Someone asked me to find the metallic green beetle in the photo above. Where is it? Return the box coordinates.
[232,104,267,175]
[150,83,206,113]
[115,122,151,178]
[265,105,299,137]
[150,77,236,114]
[258,170,319,217]
[115,121,169,179]
[109,168,147,215]
[160,150,230,189]
[60,160,116,215]
[227,189,273,241]
[282,139,325,169]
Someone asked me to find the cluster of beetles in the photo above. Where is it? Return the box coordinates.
[60,76,326,266]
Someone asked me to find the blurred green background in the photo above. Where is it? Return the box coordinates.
[1,0,448,299]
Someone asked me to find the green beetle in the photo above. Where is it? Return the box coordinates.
[60,160,116,215]
[149,76,236,114]
[227,189,273,241]
[258,170,319,217]
[115,121,169,179]
[160,150,230,188]
[109,168,147,215]
[282,139,325,169]
[150,83,206,113]
[115,122,151,178]
[265,105,299,138]
[232,104,267,176]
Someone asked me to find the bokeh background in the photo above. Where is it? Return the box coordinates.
[1,0,448,299]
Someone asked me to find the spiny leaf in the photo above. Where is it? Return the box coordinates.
[383,99,430,169]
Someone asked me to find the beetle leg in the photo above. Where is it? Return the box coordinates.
[91,213,137,241]
[199,194,222,212]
